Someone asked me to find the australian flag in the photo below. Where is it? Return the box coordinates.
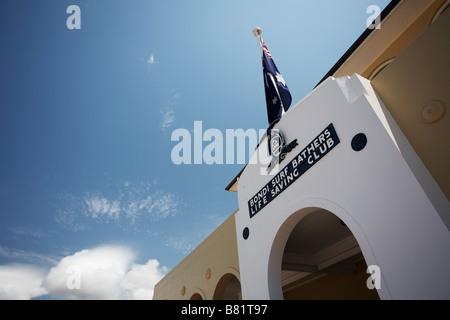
[261,40,292,128]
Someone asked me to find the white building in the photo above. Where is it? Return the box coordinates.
[154,0,450,300]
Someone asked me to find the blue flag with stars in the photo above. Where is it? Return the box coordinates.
[261,40,292,128]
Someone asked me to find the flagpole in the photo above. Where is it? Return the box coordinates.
[252,27,264,55]
[252,27,285,117]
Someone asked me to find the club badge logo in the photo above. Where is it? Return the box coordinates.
[267,129,298,173]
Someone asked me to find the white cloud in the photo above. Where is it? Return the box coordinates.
[43,246,167,300]
[44,246,134,299]
[0,264,48,300]
[0,245,169,300]
[121,259,168,300]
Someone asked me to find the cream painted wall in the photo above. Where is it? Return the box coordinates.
[153,212,240,300]
[372,6,450,203]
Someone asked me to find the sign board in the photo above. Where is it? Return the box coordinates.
[248,123,340,218]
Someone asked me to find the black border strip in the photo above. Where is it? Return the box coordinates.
[314,0,402,88]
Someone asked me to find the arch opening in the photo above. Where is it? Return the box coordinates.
[190,292,203,300]
[432,0,450,23]
[213,273,242,300]
[276,208,379,300]
[369,58,394,80]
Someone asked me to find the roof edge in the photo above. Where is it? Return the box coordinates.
[314,0,402,88]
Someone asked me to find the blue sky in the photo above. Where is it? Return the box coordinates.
[0,0,390,299]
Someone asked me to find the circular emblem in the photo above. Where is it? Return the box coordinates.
[270,130,285,158]
[420,100,445,124]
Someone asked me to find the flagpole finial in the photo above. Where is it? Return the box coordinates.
[252,27,262,37]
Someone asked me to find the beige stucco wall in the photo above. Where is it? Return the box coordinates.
[372,6,450,201]
[153,211,240,300]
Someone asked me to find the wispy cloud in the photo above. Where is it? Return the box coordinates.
[54,180,182,231]
[84,196,120,221]
[54,192,89,231]
[123,192,179,222]
[160,109,175,131]
[164,214,226,256]
[160,90,180,131]
[0,246,60,267]
[8,226,47,239]
[165,237,197,256]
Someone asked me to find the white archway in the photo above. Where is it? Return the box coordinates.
[268,203,381,299]
[266,199,387,300]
